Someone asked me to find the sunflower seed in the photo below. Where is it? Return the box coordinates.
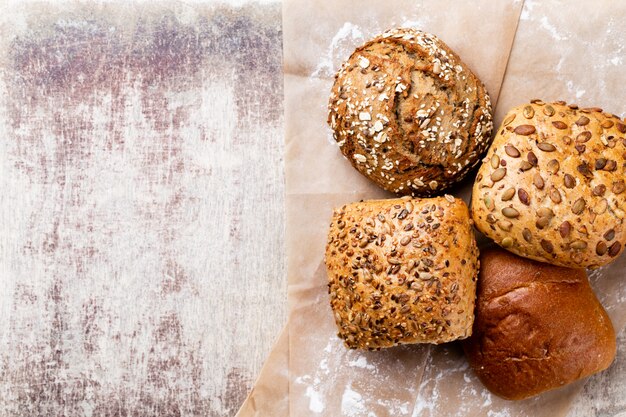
[501,188,516,201]
[604,229,615,241]
[543,105,555,116]
[575,116,590,126]
[537,142,556,152]
[444,194,455,203]
[571,198,586,214]
[491,154,500,169]
[617,122,626,133]
[517,188,530,205]
[552,121,567,130]
[596,241,608,256]
[388,257,402,265]
[497,220,513,231]
[549,188,562,203]
[502,207,520,218]
[576,131,592,143]
[503,113,516,126]
[609,241,622,257]
[593,184,607,196]
[505,144,521,158]
[559,221,571,238]
[400,236,411,246]
[514,125,536,135]
[491,168,507,182]
[575,144,586,153]
[595,158,607,170]
[613,180,626,194]
[569,240,588,250]
[486,214,497,224]
[501,237,514,248]
[562,135,573,145]
[522,228,532,243]
[533,173,545,189]
[540,239,554,253]
[527,152,538,166]
[523,105,535,119]
[547,159,560,174]
[564,174,576,188]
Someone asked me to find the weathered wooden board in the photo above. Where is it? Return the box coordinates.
[0,1,284,416]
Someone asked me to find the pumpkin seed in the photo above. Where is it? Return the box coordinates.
[596,241,608,256]
[527,151,538,166]
[490,167,507,182]
[575,116,590,126]
[518,188,530,205]
[533,173,545,189]
[559,221,571,238]
[595,198,608,214]
[613,180,626,194]
[537,142,556,152]
[572,198,586,214]
[564,174,576,188]
[552,121,567,130]
[540,239,554,253]
[522,228,532,243]
[537,208,554,218]
[601,120,614,129]
[569,240,588,250]
[484,195,494,211]
[486,214,497,224]
[502,207,520,218]
[519,161,533,171]
[514,125,536,135]
[505,144,521,158]
[501,237,514,248]
[604,229,615,241]
[609,241,622,257]
[543,105,555,116]
[549,188,562,203]
[547,159,560,173]
[536,216,550,229]
[576,131,592,142]
[497,219,513,231]
[491,154,500,169]
[503,113,516,126]
[595,158,607,170]
[501,188,516,201]
[523,105,535,119]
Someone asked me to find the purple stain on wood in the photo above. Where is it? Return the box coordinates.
[1,2,283,416]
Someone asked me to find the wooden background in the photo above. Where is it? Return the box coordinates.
[0,1,624,416]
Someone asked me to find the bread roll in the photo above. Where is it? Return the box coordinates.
[471,100,626,268]
[463,247,616,400]
[325,196,479,350]
[328,28,493,196]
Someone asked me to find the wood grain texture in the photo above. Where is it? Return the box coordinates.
[0,1,284,416]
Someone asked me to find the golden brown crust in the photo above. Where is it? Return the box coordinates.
[328,28,493,196]
[463,247,616,400]
[471,100,626,268]
[324,196,479,350]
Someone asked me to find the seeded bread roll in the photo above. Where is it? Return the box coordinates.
[328,28,493,196]
[463,247,616,400]
[471,100,626,268]
[325,196,479,350]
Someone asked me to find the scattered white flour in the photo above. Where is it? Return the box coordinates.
[348,355,375,371]
[306,386,325,413]
[539,15,568,41]
[312,22,364,78]
[341,384,367,416]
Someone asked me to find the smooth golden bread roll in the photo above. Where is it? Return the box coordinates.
[325,196,479,350]
[471,100,626,268]
[463,247,616,400]
[328,28,493,196]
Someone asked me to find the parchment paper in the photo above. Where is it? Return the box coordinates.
[238,0,626,415]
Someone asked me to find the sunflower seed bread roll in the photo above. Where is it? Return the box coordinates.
[471,100,626,268]
[328,28,493,196]
[325,196,479,350]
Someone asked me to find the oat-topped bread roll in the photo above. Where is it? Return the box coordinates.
[328,28,493,196]
[463,247,616,400]
[325,196,479,350]
[472,100,626,268]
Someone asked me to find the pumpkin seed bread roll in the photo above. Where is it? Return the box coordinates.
[471,100,626,268]
[328,28,494,196]
[325,196,479,350]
